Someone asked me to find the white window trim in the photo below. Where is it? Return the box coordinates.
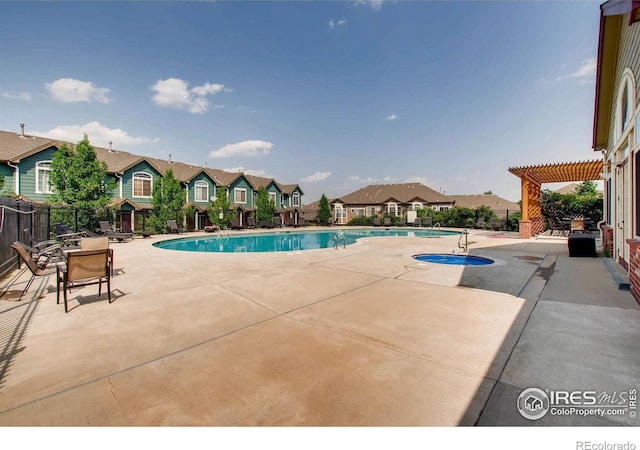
[411,202,423,210]
[292,192,300,207]
[35,160,52,194]
[132,171,153,198]
[268,192,277,204]
[615,69,636,145]
[194,180,209,202]
[234,187,247,204]
[386,202,399,216]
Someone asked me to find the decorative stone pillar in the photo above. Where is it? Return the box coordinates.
[625,239,640,305]
[519,220,532,239]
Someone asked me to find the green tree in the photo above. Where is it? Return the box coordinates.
[148,168,185,233]
[207,185,230,228]
[317,194,331,226]
[255,186,275,225]
[575,180,598,196]
[49,135,116,230]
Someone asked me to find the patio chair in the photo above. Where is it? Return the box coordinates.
[548,217,568,236]
[383,217,393,227]
[99,221,133,241]
[53,223,84,247]
[230,217,244,230]
[423,217,433,227]
[285,217,296,227]
[486,218,498,230]
[246,217,257,229]
[413,217,422,227]
[298,217,306,227]
[398,218,407,227]
[21,228,64,266]
[274,217,283,228]
[10,242,58,301]
[121,221,152,238]
[475,218,487,229]
[56,248,112,313]
[373,217,382,227]
[166,220,187,234]
[259,220,275,229]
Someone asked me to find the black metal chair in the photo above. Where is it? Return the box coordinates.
[10,243,58,301]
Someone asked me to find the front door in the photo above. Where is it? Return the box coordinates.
[615,151,630,265]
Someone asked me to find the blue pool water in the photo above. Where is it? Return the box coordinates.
[413,254,494,266]
[154,229,461,253]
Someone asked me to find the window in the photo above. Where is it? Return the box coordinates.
[386,203,397,216]
[194,180,208,202]
[35,161,52,194]
[355,208,365,217]
[366,206,377,216]
[440,206,450,211]
[234,188,247,204]
[133,172,152,197]
[268,192,277,205]
[292,192,300,207]
[411,202,423,210]
[615,70,636,143]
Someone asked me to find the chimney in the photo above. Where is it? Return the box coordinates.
[20,123,25,137]
[108,141,113,152]
[169,153,172,163]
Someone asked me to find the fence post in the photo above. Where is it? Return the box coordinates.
[46,205,51,239]
[74,207,78,232]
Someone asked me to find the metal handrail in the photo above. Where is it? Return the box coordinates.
[326,232,346,249]
[458,228,468,252]
[428,222,441,237]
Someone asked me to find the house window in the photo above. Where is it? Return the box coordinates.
[292,192,300,207]
[386,203,397,216]
[366,206,377,216]
[334,204,346,223]
[615,70,636,143]
[133,172,152,198]
[355,208,365,217]
[440,206,450,211]
[411,202,423,210]
[35,161,52,194]
[234,188,247,204]
[194,180,208,202]
[268,192,277,205]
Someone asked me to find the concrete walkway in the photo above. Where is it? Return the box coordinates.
[0,229,637,426]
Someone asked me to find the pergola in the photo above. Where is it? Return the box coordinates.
[508,160,603,239]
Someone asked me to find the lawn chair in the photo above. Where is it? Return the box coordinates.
[246,217,257,229]
[10,242,58,301]
[274,217,283,228]
[53,223,84,247]
[166,219,186,234]
[22,228,64,266]
[121,221,152,238]
[423,217,433,227]
[383,217,393,227]
[99,221,133,241]
[413,217,422,227]
[56,248,112,313]
[373,217,382,227]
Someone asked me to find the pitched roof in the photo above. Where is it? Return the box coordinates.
[276,183,304,195]
[448,194,520,212]
[335,183,452,205]
[0,130,57,162]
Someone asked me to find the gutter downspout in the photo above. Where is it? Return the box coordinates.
[115,173,123,199]
[7,161,19,195]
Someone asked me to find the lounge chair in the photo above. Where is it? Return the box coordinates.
[99,221,133,242]
[53,223,84,247]
[120,221,152,238]
[203,224,220,232]
[10,242,58,301]
[56,248,112,313]
[166,219,187,234]
[285,217,296,227]
[413,217,422,227]
[548,217,568,236]
[398,218,407,227]
[274,217,283,228]
[246,217,257,229]
[383,217,392,227]
[475,218,487,230]
[22,228,64,265]
[486,218,498,230]
[298,217,306,227]
[423,217,433,227]
[259,220,275,229]
[373,217,382,227]
[230,217,244,230]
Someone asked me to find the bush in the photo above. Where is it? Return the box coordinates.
[346,216,374,226]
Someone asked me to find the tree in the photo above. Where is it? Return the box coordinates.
[483,190,494,195]
[317,194,331,226]
[575,180,598,196]
[207,185,230,228]
[49,135,116,230]
[148,168,185,233]
[255,186,274,225]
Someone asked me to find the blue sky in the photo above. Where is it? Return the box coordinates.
[0,0,602,203]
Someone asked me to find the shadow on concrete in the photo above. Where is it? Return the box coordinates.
[456,239,640,426]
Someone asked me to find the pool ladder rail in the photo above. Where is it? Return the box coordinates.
[457,228,469,253]
[427,222,441,237]
[326,232,346,249]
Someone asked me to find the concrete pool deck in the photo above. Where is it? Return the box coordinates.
[0,228,638,426]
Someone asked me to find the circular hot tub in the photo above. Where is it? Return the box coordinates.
[413,254,495,266]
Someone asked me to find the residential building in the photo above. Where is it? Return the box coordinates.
[592,0,640,298]
[0,129,303,231]
[447,194,520,219]
[329,183,454,225]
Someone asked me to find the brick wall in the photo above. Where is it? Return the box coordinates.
[601,224,614,258]
[626,240,640,304]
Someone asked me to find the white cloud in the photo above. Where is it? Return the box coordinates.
[45,78,111,103]
[386,114,399,121]
[354,0,385,11]
[210,140,274,158]
[405,176,431,185]
[301,171,331,183]
[329,18,347,28]
[382,176,396,182]
[2,91,31,101]
[36,121,159,148]
[556,57,596,82]
[223,166,244,173]
[152,78,230,113]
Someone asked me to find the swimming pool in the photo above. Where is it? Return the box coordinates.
[153,228,461,253]
[413,254,495,266]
